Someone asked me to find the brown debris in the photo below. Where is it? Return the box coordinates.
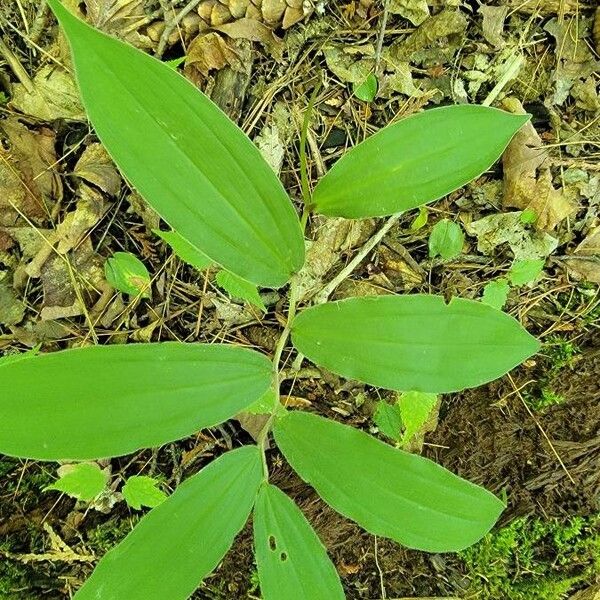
[502,98,576,231]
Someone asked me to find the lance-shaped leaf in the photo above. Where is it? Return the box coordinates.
[274,412,504,552]
[75,446,262,600]
[291,294,539,394]
[46,0,304,288]
[254,484,345,600]
[0,343,271,460]
[312,105,528,218]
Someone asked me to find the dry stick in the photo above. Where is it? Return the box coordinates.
[0,38,33,92]
[156,0,203,59]
[507,373,576,485]
[374,0,390,77]
[313,213,401,304]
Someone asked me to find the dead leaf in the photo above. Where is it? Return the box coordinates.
[569,584,600,600]
[323,44,375,84]
[74,143,121,196]
[479,5,508,48]
[215,18,283,59]
[296,216,376,301]
[185,32,243,80]
[468,212,558,260]
[10,65,85,121]
[502,98,576,231]
[563,226,600,283]
[84,0,152,49]
[0,119,61,226]
[0,280,25,326]
[389,0,430,25]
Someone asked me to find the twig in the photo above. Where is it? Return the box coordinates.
[156,0,203,59]
[374,0,390,77]
[482,53,524,106]
[313,213,401,304]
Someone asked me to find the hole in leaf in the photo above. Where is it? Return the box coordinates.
[280,552,288,562]
[268,535,277,551]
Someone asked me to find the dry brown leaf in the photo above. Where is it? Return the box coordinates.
[0,120,61,226]
[10,65,85,121]
[215,18,283,58]
[479,5,508,48]
[569,584,600,600]
[85,0,151,49]
[74,143,121,196]
[563,226,600,284]
[185,32,243,80]
[502,99,576,231]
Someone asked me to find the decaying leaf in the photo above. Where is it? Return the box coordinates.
[10,65,85,121]
[563,226,600,284]
[0,280,25,326]
[468,212,558,260]
[479,5,508,48]
[85,0,151,49]
[214,18,283,58]
[323,45,375,84]
[185,32,243,79]
[296,216,375,301]
[0,119,61,226]
[502,99,576,231]
[73,143,121,196]
[389,0,430,26]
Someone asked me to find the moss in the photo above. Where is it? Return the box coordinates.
[461,515,600,600]
[86,516,139,554]
[525,387,566,411]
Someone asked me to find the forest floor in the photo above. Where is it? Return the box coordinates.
[0,0,599,599]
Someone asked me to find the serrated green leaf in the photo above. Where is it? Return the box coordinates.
[482,279,510,310]
[312,105,528,218]
[373,400,402,441]
[46,463,108,501]
[123,476,168,510]
[398,391,437,446]
[508,259,544,286]
[0,343,271,460]
[153,229,213,271]
[105,252,151,298]
[428,219,464,259]
[291,295,540,393]
[254,484,344,600]
[274,412,504,552]
[353,73,378,102]
[46,0,304,288]
[75,446,262,600]
[216,270,266,312]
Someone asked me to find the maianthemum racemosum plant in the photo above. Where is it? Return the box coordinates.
[0,2,541,598]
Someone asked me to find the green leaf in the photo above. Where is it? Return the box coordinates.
[46,463,108,501]
[274,412,504,552]
[46,0,304,288]
[428,219,464,259]
[215,269,267,312]
[75,446,262,600]
[291,294,540,393]
[520,208,538,224]
[312,105,528,218]
[410,206,428,231]
[482,279,510,310]
[105,252,151,298]
[398,391,437,446]
[353,73,378,102]
[254,484,344,600]
[123,476,168,510]
[0,343,271,460]
[153,229,213,271]
[373,400,402,441]
[508,259,544,286]
[246,388,285,417]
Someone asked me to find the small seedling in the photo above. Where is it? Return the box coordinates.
[0,2,541,599]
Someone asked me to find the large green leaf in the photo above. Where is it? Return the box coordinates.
[254,484,345,600]
[291,294,539,393]
[0,343,271,460]
[274,412,504,552]
[75,446,262,600]
[312,105,528,218]
[46,0,304,288]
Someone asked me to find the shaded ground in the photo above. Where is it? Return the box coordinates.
[1,0,600,598]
